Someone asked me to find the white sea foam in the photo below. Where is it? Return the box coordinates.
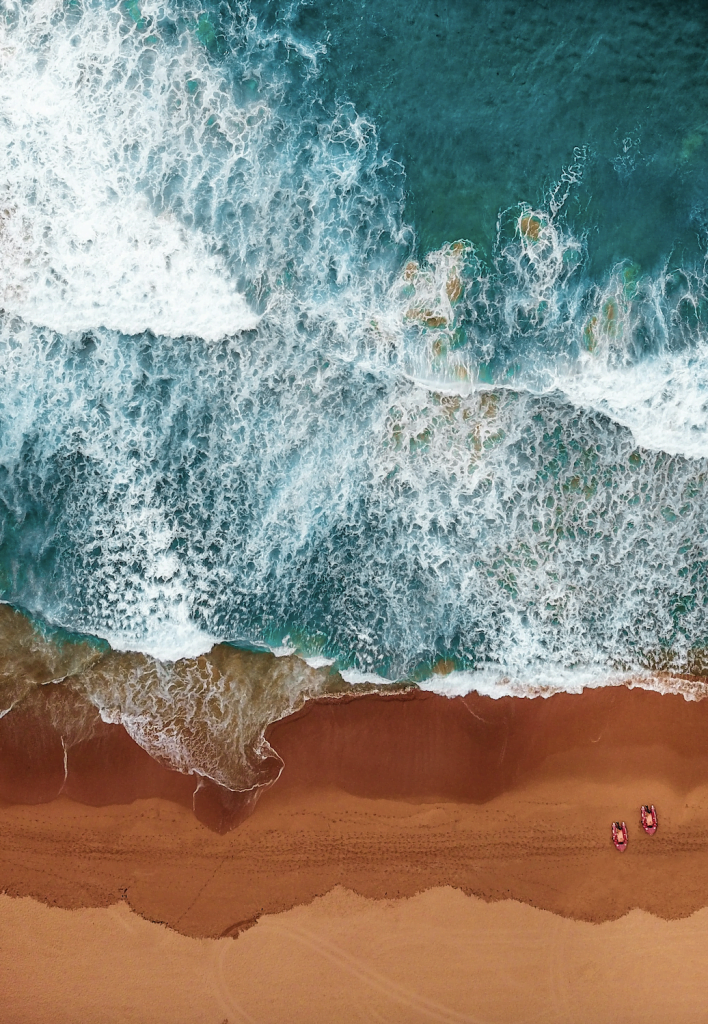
[0,0,408,665]
[0,0,258,341]
[103,611,216,662]
[557,348,708,460]
[396,218,708,461]
[302,655,336,669]
[271,644,297,658]
[339,668,400,687]
[419,666,708,702]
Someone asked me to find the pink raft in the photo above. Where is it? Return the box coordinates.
[641,805,658,835]
[612,821,628,851]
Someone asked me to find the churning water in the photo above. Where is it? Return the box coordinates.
[2,0,708,787]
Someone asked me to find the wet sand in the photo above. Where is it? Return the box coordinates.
[3,684,708,1019]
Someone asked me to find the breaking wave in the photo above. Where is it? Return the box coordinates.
[1,0,708,785]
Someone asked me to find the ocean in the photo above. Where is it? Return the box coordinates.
[2,0,708,788]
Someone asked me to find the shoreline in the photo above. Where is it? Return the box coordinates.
[3,684,708,928]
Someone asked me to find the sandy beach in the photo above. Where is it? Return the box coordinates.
[3,683,708,1020]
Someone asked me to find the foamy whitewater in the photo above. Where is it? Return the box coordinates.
[2,0,708,786]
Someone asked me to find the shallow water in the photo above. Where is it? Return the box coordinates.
[1,0,708,786]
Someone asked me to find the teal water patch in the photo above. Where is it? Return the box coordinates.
[286,0,708,271]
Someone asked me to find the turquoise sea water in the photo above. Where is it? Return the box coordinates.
[303,0,708,271]
[2,0,708,783]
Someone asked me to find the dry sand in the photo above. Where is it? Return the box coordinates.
[4,887,708,1024]
[3,684,708,1020]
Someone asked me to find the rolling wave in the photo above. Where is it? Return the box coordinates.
[0,0,708,787]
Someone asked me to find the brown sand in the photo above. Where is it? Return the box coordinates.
[4,683,708,1020]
